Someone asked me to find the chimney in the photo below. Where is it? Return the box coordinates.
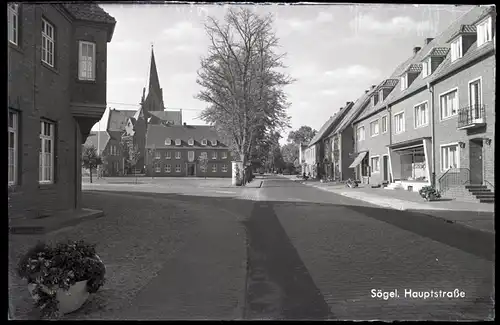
[365,90,369,93]
[425,38,434,45]
[413,46,421,55]
[371,85,376,89]
[183,122,187,126]
[346,102,351,106]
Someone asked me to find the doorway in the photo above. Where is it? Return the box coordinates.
[383,155,389,182]
[187,163,196,176]
[469,139,483,185]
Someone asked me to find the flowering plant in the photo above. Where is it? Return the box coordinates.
[17,240,106,318]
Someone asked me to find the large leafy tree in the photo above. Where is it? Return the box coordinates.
[287,126,317,145]
[196,8,293,172]
[82,144,102,184]
[281,142,299,166]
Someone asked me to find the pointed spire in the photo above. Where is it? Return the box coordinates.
[149,45,161,95]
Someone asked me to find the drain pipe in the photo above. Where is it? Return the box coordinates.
[427,82,436,187]
[386,104,392,182]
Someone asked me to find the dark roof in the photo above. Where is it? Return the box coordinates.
[107,130,123,141]
[146,124,228,149]
[149,110,182,122]
[107,109,137,131]
[63,4,116,24]
[422,47,450,60]
[447,24,478,42]
[308,103,354,147]
[404,63,423,73]
[378,79,399,89]
[84,131,110,155]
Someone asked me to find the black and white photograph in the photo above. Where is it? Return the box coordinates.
[8,1,495,321]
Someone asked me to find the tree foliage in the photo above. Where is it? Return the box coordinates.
[120,135,141,175]
[287,126,317,145]
[281,142,299,166]
[196,8,293,170]
[198,153,209,179]
[82,144,102,183]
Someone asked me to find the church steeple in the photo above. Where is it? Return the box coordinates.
[149,45,161,97]
[140,44,165,115]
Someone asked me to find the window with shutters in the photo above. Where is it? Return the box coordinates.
[41,19,55,67]
[79,41,96,81]
[39,120,55,183]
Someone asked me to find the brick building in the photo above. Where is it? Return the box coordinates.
[84,130,123,176]
[8,3,115,219]
[145,124,232,177]
[349,6,495,202]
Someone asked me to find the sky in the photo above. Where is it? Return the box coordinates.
[94,3,473,144]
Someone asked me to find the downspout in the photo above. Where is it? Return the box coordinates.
[427,82,436,187]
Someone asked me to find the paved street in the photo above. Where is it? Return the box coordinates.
[10,175,494,320]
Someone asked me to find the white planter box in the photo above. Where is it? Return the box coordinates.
[28,280,89,315]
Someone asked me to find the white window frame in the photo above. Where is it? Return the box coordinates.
[8,111,18,185]
[166,151,171,159]
[78,41,96,81]
[8,4,19,46]
[477,16,492,47]
[422,57,432,78]
[221,151,228,159]
[165,138,172,145]
[154,162,161,173]
[201,139,207,146]
[175,139,181,146]
[413,101,429,129]
[211,140,217,146]
[188,138,194,146]
[212,151,217,160]
[175,151,181,159]
[39,120,55,184]
[154,151,161,159]
[212,164,217,172]
[394,111,405,134]
[175,164,181,173]
[369,119,379,137]
[356,126,365,142]
[41,18,55,67]
[440,143,460,172]
[370,155,380,174]
[439,87,459,121]
[450,36,463,63]
[400,74,408,91]
[468,77,483,108]
[381,115,388,134]
[165,164,171,173]
[222,164,228,172]
[188,151,195,162]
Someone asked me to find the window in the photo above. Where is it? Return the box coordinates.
[211,140,217,146]
[212,151,217,160]
[370,119,379,137]
[414,102,428,128]
[39,121,54,183]
[188,151,194,162]
[222,164,228,172]
[356,126,365,142]
[441,144,459,171]
[400,74,407,91]
[175,164,181,173]
[394,112,405,134]
[165,164,171,173]
[175,139,181,146]
[201,139,207,146]
[155,151,161,159]
[166,151,171,159]
[41,19,55,67]
[175,151,181,159]
[370,156,380,173]
[188,138,194,146]
[154,162,161,173]
[440,89,458,119]
[450,37,462,62]
[379,89,384,102]
[8,111,18,184]
[469,78,482,108]
[165,138,171,145]
[212,164,217,172]
[78,41,96,81]
[477,17,492,47]
[8,4,19,45]
[381,115,388,133]
[422,58,432,78]
[221,151,228,159]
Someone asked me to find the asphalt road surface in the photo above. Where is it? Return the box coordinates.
[84,175,494,321]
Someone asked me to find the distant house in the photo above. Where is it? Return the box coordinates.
[145,124,232,177]
[8,3,115,219]
[84,131,123,176]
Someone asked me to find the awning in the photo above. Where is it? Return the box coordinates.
[349,151,367,168]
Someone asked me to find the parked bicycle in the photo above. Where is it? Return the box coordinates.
[345,178,358,188]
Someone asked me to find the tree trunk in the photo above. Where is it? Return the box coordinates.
[89,168,93,184]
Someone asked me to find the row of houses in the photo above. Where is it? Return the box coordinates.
[301,6,495,203]
[84,47,232,178]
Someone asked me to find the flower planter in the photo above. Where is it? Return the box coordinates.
[28,280,89,315]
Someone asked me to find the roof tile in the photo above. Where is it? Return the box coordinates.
[146,125,229,149]
[63,4,116,24]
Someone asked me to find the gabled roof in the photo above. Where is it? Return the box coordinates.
[421,47,450,60]
[404,63,423,74]
[447,24,478,42]
[84,131,110,155]
[378,79,399,89]
[62,4,116,41]
[146,125,228,149]
[308,102,354,147]
[148,110,182,123]
[107,109,137,131]
[107,130,123,141]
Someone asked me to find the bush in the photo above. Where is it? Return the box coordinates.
[17,240,106,318]
[419,186,441,201]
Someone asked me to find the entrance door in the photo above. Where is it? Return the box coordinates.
[469,139,483,184]
[383,155,389,181]
[187,164,195,176]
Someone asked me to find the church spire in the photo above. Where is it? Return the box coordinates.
[149,45,161,96]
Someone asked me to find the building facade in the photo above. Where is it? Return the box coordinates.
[145,124,232,177]
[8,3,115,219]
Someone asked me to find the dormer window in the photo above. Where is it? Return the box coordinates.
[422,57,432,78]
[188,138,194,146]
[175,139,181,146]
[201,139,207,146]
[400,74,408,91]
[165,138,172,145]
[450,37,463,62]
[477,16,492,47]
[379,89,384,101]
[372,93,379,106]
[211,140,217,146]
